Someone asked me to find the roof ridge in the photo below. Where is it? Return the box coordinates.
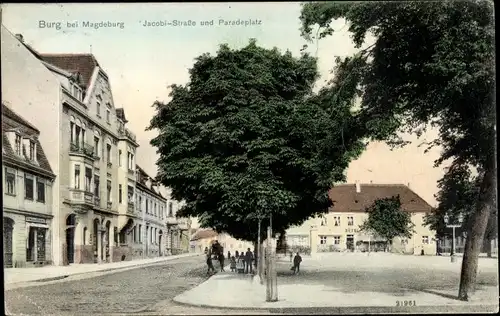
[1,103,40,134]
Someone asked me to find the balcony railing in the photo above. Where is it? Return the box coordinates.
[94,196,100,207]
[118,126,137,142]
[166,216,178,225]
[70,189,93,204]
[70,143,95,159]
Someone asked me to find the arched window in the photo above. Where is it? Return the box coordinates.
[70,116,75,144]
[81,123,86,146]
[75,119,82,147]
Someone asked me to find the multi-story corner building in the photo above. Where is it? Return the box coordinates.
[2,27,139,265]
[286,183,436,255]
[2,105,56,268]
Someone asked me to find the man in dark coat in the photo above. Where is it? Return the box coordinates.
[245,248,254,274]
[293,252,302,275]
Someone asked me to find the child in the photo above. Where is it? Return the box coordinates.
[237,254,245,273]
[230,256,236,272]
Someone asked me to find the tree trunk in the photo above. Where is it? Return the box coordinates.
[458,157,496,301]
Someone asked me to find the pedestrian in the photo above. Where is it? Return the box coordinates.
[227,251,231,261]
[218,252,225,272]
[230,256,237,272]
[237,253,245,273]
[293,252,302,275]
[204,247,209,255]
[289,251,293,263]
[245,248,254,274]
[206,250,215,275]
[235,250,239,258]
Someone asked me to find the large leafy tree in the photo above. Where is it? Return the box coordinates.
[360,196,415,251]
[148,40,365,242]
[300,0,495,300]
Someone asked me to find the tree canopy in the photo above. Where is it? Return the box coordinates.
[360,196,415,246]
[299,0,495,300]
[148,40,365,242]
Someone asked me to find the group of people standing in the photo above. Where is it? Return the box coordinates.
[204,240,257,275]
[229,248,255,274]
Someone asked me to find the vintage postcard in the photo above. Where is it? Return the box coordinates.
[2,2,498,315]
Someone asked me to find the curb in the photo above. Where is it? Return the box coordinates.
[171,298,499,314]
[6,253,201,289]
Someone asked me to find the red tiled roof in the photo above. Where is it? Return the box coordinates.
[2,104,55,177]
[329,184,433,213]
[39,54,102,89]
[190,229,218,241]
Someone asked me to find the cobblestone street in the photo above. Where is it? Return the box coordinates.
[4,255,265,315]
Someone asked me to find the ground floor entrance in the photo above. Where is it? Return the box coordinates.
[3,212,52,268]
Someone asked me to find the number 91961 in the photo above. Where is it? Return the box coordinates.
[396,300,417,307]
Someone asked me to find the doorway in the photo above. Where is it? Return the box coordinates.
[159,230,163,256]
[346,234,354,251]
[4,218,14,268]
[66,214,76,264]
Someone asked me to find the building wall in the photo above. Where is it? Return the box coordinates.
[287,211,436,255]
[1,26,63,265]
[3,164,54,267]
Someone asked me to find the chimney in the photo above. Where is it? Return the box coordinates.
[407,182,410,188]
[355,181,361,193]
[15,34,24,42]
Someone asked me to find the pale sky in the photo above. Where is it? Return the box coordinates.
[2,2,363,178]
[2,3,445,228]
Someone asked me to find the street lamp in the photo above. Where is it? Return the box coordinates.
[444,213,464,263]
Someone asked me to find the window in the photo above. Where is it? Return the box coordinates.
[333,236,341,245]
[15,134,21,155]
[85,167,92,192]
[5,168,15,195]
[107,180,112,202]
[29,141,35,160]
[146,199,149,213]
[319,236,327,245]
[347,216,354,226]
[168,202,173,217]
[74,164,81,189]
[422,236,429,244]
[96,102,101,116]
[154,203,157,216]
[119,184,123,203]
[130,153,134,170]
[83,227,87,245]
[320,216,327,226]
[107,144,112,163]
[94,136,100,157]
[70,122,75,144]
[94,174,100,197]
[119,150,122,166]
[36,179,45,203]
[128,185,134,202]
[334,216,340,226]
[106,109,110,123]
[25,174,34,200]
[75,125,81,146]
[138,225,142,243]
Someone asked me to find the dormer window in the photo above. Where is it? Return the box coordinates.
[29,140,36,160]
[70,81,83,101]
[14,134,22,155]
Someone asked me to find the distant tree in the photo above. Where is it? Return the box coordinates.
[360,196,415,251]
[148,39,366,243]
[425,161,497,256]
